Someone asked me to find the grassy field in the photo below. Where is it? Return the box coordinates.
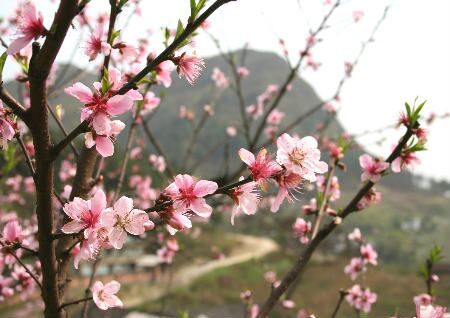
[134,251,450,318]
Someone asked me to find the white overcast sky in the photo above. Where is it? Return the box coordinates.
[1,0,449,181]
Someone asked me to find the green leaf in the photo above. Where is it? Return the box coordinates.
[404,102,411,117]
[196,0,207,13]
[0,51,7,80]
[190,0,197,18]
[176,19,185,38]
[101,68,111,95]
[2,144,18,174]
[110,29,121,43]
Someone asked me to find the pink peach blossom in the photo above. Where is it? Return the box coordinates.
[392,148,420,173]
[416,304,447,318]
[414,294,433,307]
[211,67,229,88]
[7,2,45,55]
[352,10,365,23]
[155,61,174,87]
[84,23,111,61]
[348,228,362,242]
[302,198,317,215]
[159,205,193,235]
[142,91,161,115]
[61,189,107,239]
[229,177,259,225]
[0,275,14,300]
[84,120,125,157]
[344,257,366,280]
[0,102,16,149]
[316,175,340,201]
[271,171,302,212]
[92,280,123,310]
[359,154,389,183]
[360,244,378,266]
[276,133,328,181]
[292,217,312,244]
[176,53,205,85]
[359,288,377,313]
[237,67,250,78]
[2,221,24,243]
[101,196,151,249]
[357,188,382,210]
[239,148,281,186]
[267,109,285,125]
[164,174,218,218]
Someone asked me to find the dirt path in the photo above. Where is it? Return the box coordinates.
[124,234,279,307]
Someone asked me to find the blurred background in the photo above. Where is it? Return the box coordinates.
[0,0,449,317]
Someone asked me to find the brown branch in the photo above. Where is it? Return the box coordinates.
[57,0,237,156]
[141,119,176,179]
[256,124,416,317]
[115,0,237,96]
[111,111,140,202]
[0,86,30,125]
[189,136,228,173]
[59,297,92,310]
[311,160,337,238]
[81,259,100,318]
[16,134,35,175]
[47,103,79,158]
[50,122,89,160]
[0,242,42,290]
[331,289,348,318]
[250,0,341,151]
[181,110,211,170]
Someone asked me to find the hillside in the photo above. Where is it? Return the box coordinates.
[3,49,449,262]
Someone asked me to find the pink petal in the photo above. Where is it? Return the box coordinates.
[84,133,96,148]
[113,196,133,216]
[91,189,106,214]
[359,154,372,169]
[301,136,318,149]
[92,112,112,135]
[124,89,143,101]
[7,36,33,55]
[100,209,116,228]
[95,136,114,157]
[108,227,127,249]
[64,83,94,104]
[391,158,402,173]
[193,180,218,197]
[124,210,148,235]
[174,174,194,191]
[106,95,133,116]
[276,133,295,152]
[270,187,288,213]
[190,198,212,218]
[110,120,126,135]
[63,198,89,220]
[103,280,120,294]
[104,294,123,308]
[238,148,255,166]
[61,220,86,234]
[101,42,111,56]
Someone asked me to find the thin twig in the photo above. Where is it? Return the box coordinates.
[256,124,416,317]
[59,296,93,310]
[331,289,348,318]
[0,242,42,290]
[47,102,79,158]
[141,119,176,179]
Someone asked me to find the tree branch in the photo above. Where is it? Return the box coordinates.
[0,86,30,125]
[256,124,416,317]
[59,297,92,310]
